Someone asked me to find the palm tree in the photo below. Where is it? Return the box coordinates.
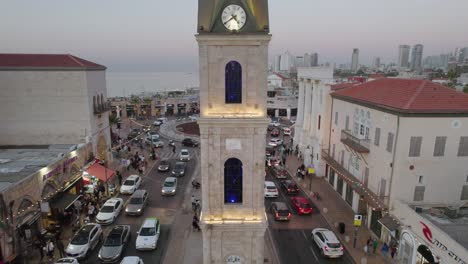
[109,114,120,141]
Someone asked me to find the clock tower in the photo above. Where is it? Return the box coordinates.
[196,0,271,263]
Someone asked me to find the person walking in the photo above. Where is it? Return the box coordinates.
[45,240,55,260]
[192,218,201,231]
[191,195,196,211]
[117,171,122,187]
[34,239,44,261]
[372,238,379,254]
[195,199,201,213]
[381,242,389,258]
[390,244,397,259]
[172,144,176,154]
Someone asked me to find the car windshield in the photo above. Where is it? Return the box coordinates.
[175,164,184,169]
[181,151,188,155]
[129,198,143,204]
[103,234,122,247]
[327,242,341,249]
[160,160,168,165]
[139,227,156,236]
[124,180,135,186]
[71,233,88,245]
[164,181,175,187]
[100,206,114,213]
[266,186,276,190]
[277,209,290,216]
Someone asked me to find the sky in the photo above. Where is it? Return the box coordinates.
[1,0,468,72]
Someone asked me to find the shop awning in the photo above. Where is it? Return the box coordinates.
[50,193,81,210]
[378,215,400,232]
[85,163,115,183]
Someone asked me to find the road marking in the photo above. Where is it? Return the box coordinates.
[309,246,319,262]
[302,230,308,240]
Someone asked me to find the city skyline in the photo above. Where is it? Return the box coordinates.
[2,0,468,71]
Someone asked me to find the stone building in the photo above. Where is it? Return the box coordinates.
[197,0,270,263]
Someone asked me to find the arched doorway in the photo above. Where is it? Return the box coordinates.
[97,134,108,160]
[224,158,243,204]
[417,245,436,264]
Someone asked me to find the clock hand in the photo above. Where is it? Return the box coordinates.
[224,16,235,25]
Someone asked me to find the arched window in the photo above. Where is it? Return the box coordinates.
[225,61,242,104]
[224,158,243,203]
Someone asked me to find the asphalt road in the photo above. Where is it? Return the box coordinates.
[265,126,354,264]
[78,131,200,264]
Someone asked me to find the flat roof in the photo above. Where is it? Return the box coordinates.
[0,144,77,186]
[417,206,468,251]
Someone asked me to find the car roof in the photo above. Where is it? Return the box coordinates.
[109,225,128,235]
[315,229,340,243]
[131,190,147,198]
[103,198,122,206]
[294,196,309,203]
[121,257,141,264]
[127,175,140,180]
[165,177,177,182]
[142,217,159,227]
[79,223,98,234]
[265,181,276,187]
[272,202,289,209]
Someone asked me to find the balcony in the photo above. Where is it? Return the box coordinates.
[340,130,370,153]
[94,102,111,114]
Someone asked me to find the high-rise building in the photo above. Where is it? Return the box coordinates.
[295,56,304,67]
[280,51,295,72]
[410,44,424,72]
[311,53,318,66]
[196,0,270,262]
[273,54,281,72]
[398,45,411,68]
[460,47,468,64]
[351,48,359,72]
[304,53,312,67]
[373,57,381,69]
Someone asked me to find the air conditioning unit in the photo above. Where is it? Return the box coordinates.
[414,206,424,213]
[445,207,458,219]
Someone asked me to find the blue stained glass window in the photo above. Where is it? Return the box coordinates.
[225,61,242,104]
[224,158,243,204]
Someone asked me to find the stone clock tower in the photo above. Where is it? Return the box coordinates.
[196,0,271,263]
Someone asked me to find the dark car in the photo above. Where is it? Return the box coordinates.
[280,180,300,195]
[182,138,199,147]
[269,202,291,221]
[270,129,280,137]
[290,196,313,215]
[127,129,141,140]
[98,225,130,263]
[125,190,148,216]
[158,159,171,172]
[171,162,186,177]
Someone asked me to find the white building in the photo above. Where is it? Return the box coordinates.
[295,77,468,248]
[0,54,111,160]
[398,45,411,68]
[351,48,359,73]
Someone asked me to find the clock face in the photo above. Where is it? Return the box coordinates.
[221,4,246,31]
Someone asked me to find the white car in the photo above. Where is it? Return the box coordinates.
[271,120,280,127]
[268,138,283,147]
[264,181,279,198]
[120,175,142,194]
[120,256,144,264]
[161,177,178,196]
[153,120,163,126]
[136,217,160,251]
[55,258,79,264]
[283,127,291,136]
[96,198,123,225]
[66,223,103,260]
[179,149,190,161]
[312,228,344,258]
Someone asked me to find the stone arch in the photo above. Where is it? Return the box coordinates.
[97,134,108,160]
[225,61,242,104]
[224,158,243,204]
[17,197,34,214]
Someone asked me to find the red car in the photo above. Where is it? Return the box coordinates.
[270,129,280,137]
[290,196,313,215]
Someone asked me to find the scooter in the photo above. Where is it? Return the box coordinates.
[169,140,175,147]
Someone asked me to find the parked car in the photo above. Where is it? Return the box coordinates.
[182,138,199,147]
[157,117,168,123]
[158,159,171,172]
[66,223,103,260]
[147,131,159,137]
[136,218,160,251]
[98,225,131,263]
[269,202,291,221]
[312,228,344,258]
[152,139,164,148]
[120,257,144,264]
[280,180,300,195]
[153,120,163,126]
[283,127,291,136]
[264,181,279,198]
[267,157,280,167]
[268,138,283,147]
[270,166,289,179]
[171,162,186,177]
[290,196,313,215]
[270,129,280,137]
[55,258,79,264]
[179,149,190,161]
[127,129,141,140]
[125,190,148,216]
[96,198,123,225]
[120,175,142,194]
[162,177,178,196]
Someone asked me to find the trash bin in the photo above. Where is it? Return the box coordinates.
[338,222,346,234]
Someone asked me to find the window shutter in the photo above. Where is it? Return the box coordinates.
[374,128,381,146]
[386,133,394,153]
[409,136,422,157]
[461,185,468,200]
[413,186,425,201]
[433,136,447,157]
[458,137,468,157]
[345,116,350,130]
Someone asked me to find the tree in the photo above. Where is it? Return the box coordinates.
[464,84,468,94]
[108,114,120,139]
[130,96,140,104]
[447,69,459,88]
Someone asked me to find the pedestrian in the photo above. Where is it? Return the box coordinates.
[88,203,95,220]
[45,240,54,259]
[34,239,44,260]
[172,145,176,154]
[390,244,397,259]
[117,171,122,186]
[195,199,201,213]
[372,239,379,254]
[381,242,389,258]
[282,156,286,166]
[56,239,65,258]
[192,218,201,231]
[138,165,143,175]
[191,195,196,211]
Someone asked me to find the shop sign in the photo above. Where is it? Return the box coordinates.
[420,221,467,264]
[177,103,186,107]
[40,202,50,213]
[42,156,78,181]
[354,214,362,227]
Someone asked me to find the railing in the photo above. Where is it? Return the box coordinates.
[340,130,370,153]
[94,102,111,114]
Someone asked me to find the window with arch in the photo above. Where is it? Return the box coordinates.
[225,61,242,104]
[224,158,243,203]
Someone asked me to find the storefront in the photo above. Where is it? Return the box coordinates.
[177,103,187,115]
[166,104,174,115]
[126,104,135,117]
[83,161,116,195]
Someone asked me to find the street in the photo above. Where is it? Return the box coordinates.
[79,132,200,264]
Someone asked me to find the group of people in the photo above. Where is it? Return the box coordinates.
[364,237,398,259]
[33,235,66,262]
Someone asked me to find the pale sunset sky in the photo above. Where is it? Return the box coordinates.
[1,0,468,71]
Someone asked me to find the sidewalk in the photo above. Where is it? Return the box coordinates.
[285,155,397,264]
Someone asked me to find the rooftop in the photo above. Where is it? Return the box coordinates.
[330,82,360,91]
[332,78,468,114]
[0,144,77,185]
[0,53,106,71]
[416,205,468,251]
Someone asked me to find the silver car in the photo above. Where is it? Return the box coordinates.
[98,225,131,263]
[158,159,171,172]
[161,177,177,196]
[125,190,148,216]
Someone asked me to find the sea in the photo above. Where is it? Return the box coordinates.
[106,72,199,97]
